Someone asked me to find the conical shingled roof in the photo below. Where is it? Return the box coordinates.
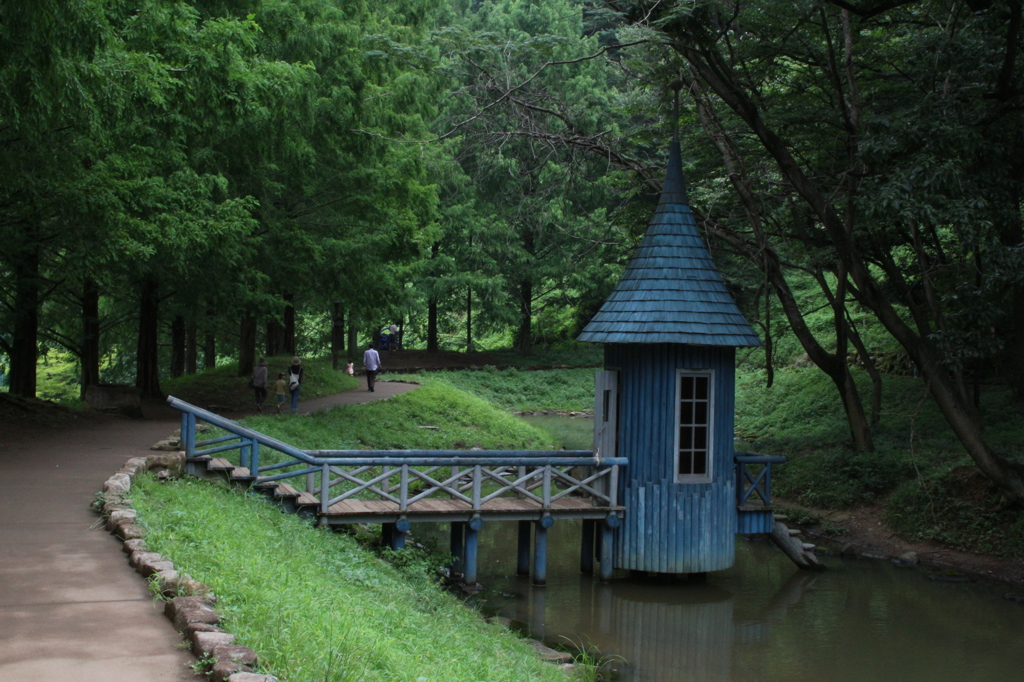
[577,135,761,347]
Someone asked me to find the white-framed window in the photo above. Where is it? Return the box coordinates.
[675,369,713,483]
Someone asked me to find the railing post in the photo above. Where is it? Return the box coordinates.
[542,466,551,510]
[306,470,316,494]
[320,463,330,514]
[382,465,391,495]
[764,463,772,506]
[450,465,460,498]
[400,465,409,512]
[184,413,196,457]
[180,412,189,454]
[609,465,619,507]
[240,441,250,470]
[472,466,482,511]
[736,459,745,508]
[250,440,259,476]
[517,465,526,499]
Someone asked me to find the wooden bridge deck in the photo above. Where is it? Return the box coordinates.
[323,496,621,525]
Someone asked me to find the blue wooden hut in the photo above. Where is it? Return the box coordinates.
[578,119,763,575]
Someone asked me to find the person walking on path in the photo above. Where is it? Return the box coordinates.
[273,372,288,414]
[287,357,304,413]
[252,357,269,412]
[363,342,381,392]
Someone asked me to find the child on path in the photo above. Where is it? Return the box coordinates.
[273,373,288,414]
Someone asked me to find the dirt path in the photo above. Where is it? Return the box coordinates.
[0,381,418,681]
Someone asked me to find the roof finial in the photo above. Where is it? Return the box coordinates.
[669,76,684,137]
[660,76,688,206]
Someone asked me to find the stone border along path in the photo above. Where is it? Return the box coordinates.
[97,452,275,682]
[0,380,418,681]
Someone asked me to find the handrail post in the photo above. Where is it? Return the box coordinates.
[542,466,551,510]
[250,440,259,476]
[320,463,329,514]
[472,466,482,511]
[240,441,250,470]
[400,465,409,512]
[609,465,619,507]
[763,462,772,506]
[184,413,196,457]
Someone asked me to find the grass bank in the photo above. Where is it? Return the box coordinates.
[393,367,596,414]
[164,356,361,410]
[736,367,1024,558]
[131,476,571,682]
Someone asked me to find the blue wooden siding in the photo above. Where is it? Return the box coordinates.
[606,343,738,573]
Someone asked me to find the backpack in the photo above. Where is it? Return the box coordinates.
[288,368,301,390]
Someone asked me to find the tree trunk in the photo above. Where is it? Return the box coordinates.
[204,306,216,369]
[170,316,185,379]
[239,313,257,377]
[466,287,473,352]
[283,294,295,355]
[9,245,40,398]
[347,313,358,362]
[185,320,197,375]
[136,277,162,399]
[80,278,100,398]
[427,296,439,352]
[266,319,283,357]
[518,279,533,356]
[332,302,343,370]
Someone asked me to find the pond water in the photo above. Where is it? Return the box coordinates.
[412,414,1024,681]
[416,520,1024,682]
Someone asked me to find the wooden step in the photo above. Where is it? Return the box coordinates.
[229,467,253,479]
[207,458,234,470]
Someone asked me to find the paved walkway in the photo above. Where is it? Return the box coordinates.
[0,381,418,681]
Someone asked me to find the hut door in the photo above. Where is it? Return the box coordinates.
[593,369,619,457]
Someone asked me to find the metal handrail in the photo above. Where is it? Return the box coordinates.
[734,451,786,508]
[169,395,626,515]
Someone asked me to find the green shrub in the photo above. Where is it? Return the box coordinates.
[885,466,1024,558]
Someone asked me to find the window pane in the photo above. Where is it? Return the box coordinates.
[680,425,693,450]
[693,452,707,474]
[681,376,694,400]
[680,401,694,426]
[694,426,707,450]
[695,401,707,424]
[679,452,693,475]
[696,376,709,400]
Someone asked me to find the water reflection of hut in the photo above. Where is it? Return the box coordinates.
[578,85,762,575]
[606,582,736,681]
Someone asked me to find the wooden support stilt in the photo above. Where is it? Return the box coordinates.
[450,522,464,576]
[464,517,483,586]
[391,518,409,551]
[580,519,595,575]
[517,520,531,576]
[599,522,614,582]
[533,525,548,586]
